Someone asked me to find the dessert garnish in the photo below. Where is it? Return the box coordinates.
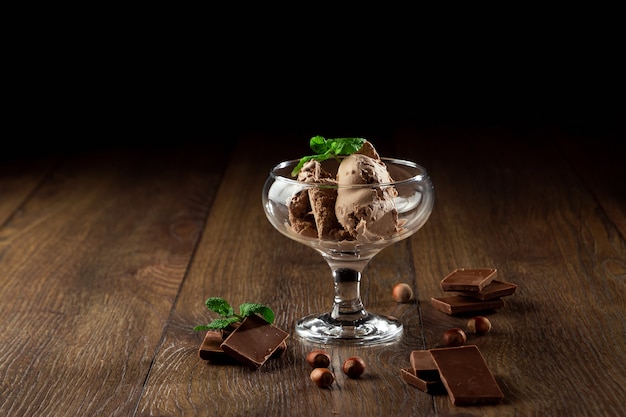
[193,296,275,332]
[195,297,288,368]
[291,136,366,176]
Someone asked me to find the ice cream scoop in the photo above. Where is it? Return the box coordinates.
[335,153,399,241]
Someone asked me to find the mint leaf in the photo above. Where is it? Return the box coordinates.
[205,297,234,317]
[206,317,241,329]
[291,136,366,176]
[332,138,366,155]
[195,297,276,331]
[309,135,329,153]
[290,155,318,177]
[239,303,275,324]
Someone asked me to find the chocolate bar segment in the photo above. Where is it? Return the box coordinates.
[270,340,288,359]
[401,368,446,394]
[440,268,497,292]
[198,331,239,363]
[410,350,440,381]
[429,345,504,406]
[220,314,290,369]
[431,295,504,315]
[452,280,517,300]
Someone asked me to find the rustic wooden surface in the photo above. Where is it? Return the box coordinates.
[0,126,624,417]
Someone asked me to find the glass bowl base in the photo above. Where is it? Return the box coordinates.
[295,312,403,345]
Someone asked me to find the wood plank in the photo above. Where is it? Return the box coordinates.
[0,156,56,226]
[0,145,229,417]
[5,128,619,416]
[396,126,626,416]
[555,126,626,240]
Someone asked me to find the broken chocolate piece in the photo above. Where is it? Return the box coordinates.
[429,345,504,406]
[198,331,239,363]
[410,350,440,381]
[271,340,288,359]
[401,368,446,394]
[199,330,286,363]
[431,295,504,315]
[452,280,517,300]
[220,314,290,369]
[440,268,497,292]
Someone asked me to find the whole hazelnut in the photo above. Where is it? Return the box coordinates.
[442,328,467,347]
[306,350,331,368]
[310,367,335,388]
[467,316,491,335]
[342,356,366,378]
[392,283,413,303]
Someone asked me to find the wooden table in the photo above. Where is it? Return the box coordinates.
[1,125,624,416]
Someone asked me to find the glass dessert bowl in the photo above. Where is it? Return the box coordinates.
[263,154,434,345]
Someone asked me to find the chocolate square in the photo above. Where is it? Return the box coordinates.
[453,280,517,300]
[440,268,498,292]
[220,314,290,369]
[430,295,504,315]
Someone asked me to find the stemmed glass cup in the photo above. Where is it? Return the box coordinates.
[262,157,434,345]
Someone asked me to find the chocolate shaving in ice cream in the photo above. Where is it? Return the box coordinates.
[288,160,351,240]
[307,179,352,240]
[288,189,317,237]
[354,140,380,160]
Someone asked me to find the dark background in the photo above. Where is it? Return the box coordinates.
[6,16,623,158]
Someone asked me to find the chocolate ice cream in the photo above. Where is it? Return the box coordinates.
[287,140,399,242]
[335,153,400,241]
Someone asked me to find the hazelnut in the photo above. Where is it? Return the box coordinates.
[442,328,466,347]
[342,356,366,378]
[310,367,335,388]
[392,283,413,303]
[467,316,491,335]
[306,350,331,368]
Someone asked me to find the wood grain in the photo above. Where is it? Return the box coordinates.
[0,157,56,227]
[397,126,626,416]
[1,128,623,417]
[0,146,229,417]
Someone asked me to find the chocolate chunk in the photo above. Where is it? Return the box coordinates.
[429,345,504,406]
[440,268,498,292]
[431,295,504,315]
[198,331,239,363]
[401,368,446,394]
[220,314,290,369]
[452,280,517,300]
[270,340,288,359]
[409,350,440,381]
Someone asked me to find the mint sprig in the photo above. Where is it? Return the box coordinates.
[193,297,275,331]
[291,136,366,176]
